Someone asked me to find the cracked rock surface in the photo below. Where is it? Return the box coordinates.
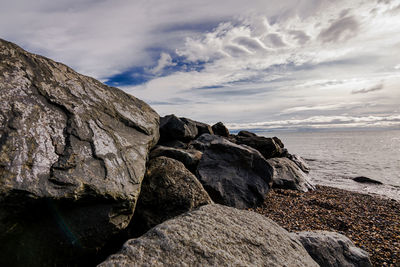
[100,204,319,267]
[0,39,159,266]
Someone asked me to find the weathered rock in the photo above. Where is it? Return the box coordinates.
[0,39,159,266]
[232,135,284,159]
[157,139,187,149]
[273,136,285,148]
[353,176,382,185]
[159,114,198,142]
[149,145,202,173]
[100,204,319,267]
[196,135,273,208]
[180,117,214,136]
[288,154,311,173]
[211,121,230,137]
[237,130,257,137]
[291,231,372,267]
[267,157,315,192]
[128,157,212,237]
[189,133,221,151]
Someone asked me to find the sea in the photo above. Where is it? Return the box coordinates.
[260,129,400,201]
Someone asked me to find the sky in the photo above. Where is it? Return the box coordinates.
[1,0,400,131]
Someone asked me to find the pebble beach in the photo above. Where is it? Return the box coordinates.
[252,186,400,267]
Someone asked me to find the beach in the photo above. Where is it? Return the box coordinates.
[252,186,400,266]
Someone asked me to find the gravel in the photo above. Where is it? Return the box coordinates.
[251,186,400,267]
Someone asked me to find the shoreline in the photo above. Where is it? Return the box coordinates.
[251,185,400,266]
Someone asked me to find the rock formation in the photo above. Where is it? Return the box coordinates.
[128,156,212,237]
[195,134,273,208]
[0,39,373,267]
[268,157,315,192]
[211,121,230,137]
[100,204,319,267]
[0,38,159,266]
[291,231,372,267]
[149,145,202,173]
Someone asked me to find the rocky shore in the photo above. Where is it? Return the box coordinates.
[0,38,389,266]
[253,186,400,266]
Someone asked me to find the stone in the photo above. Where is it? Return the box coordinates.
[211,121,230,137]
[232,135,284,159]
[267,157,315,192]
[288,154,311,173]
[128,157,212,237]
[353,176,382,185]
[159,114,198,142]
[180,117,214,137]
[157,139,187,149]
[0,39,159,266]
[237,130,257,137]
[291,231,372,267]
[99,204,319,267]
[149,145,202,173]
[196,136,273,208]
[273,136,285,148]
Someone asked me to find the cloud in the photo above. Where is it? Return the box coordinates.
[281,103,361,114]
[288,30,310,45]
[351,83,384,94]
[318,16,360,43]
[149,52,177,75]
[227,114,400,131]
[1,0,399,129]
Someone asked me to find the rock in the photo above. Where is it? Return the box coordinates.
[232,135,284,159]
[291,231,372,267]
[180,117,214,137]
[288,154,311,173]
[267,158,315,192]
[273,136,285,148]
[157,139,187,149]
[100,204,319,267]
[211,121,230,137]
[189,133,220,151]
[237,130,257,137]
[159,114,198,142]
[149,145,202,172]
[128,157,212,237]
[353,176,382,185]
[0,39,159,266]
[196,136,273,208]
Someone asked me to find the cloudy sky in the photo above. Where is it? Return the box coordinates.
[1,0,399,131]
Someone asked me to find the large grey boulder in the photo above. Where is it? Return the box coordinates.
[100,204,319,267]
[0,39,159,266]
[291,231,372,267]
[149,145,202,172]
[128,157,212,237]
[196,135,273,208]
[267,157,315,192]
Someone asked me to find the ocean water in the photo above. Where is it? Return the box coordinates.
[261,129,400,201]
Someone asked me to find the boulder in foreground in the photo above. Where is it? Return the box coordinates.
[128,156,212,236]
[0,39,159,266]
[100,204,319,267]
[291,231,372,267]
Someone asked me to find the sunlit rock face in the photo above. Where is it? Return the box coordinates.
[0,39,159,266]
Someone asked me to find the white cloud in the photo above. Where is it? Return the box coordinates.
[227,115,400,131]
[149,52,176,75]
[1,0,399,129]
